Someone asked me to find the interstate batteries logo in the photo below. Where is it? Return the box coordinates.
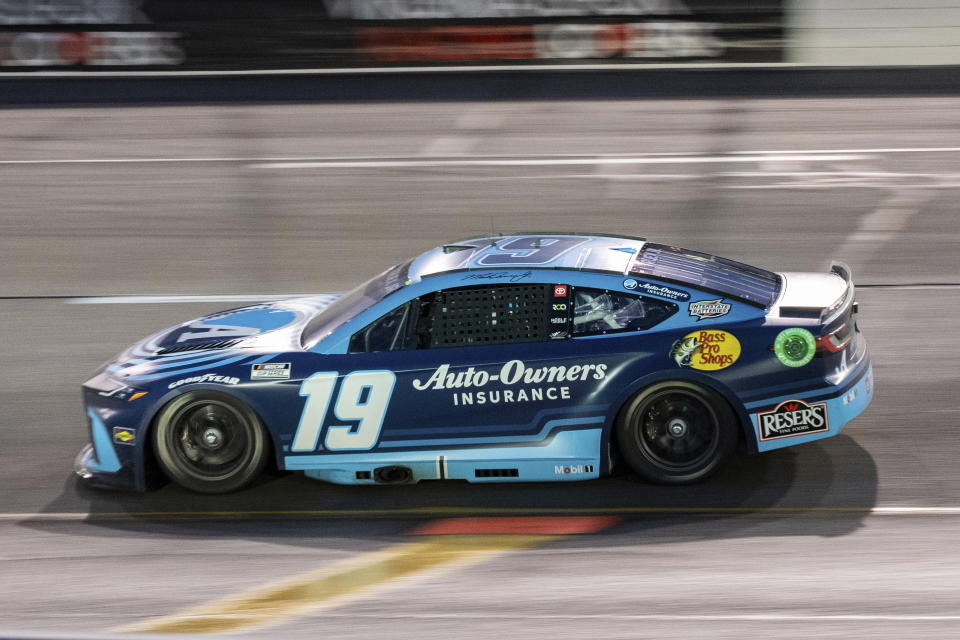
[669,330,741,371]
[756,399,829,441]
[688,299,731,321]
[413,359,608,406]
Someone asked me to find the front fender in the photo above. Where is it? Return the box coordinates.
[135,382,282,488]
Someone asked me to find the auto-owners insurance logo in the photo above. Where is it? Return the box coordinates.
[413,359,608,407]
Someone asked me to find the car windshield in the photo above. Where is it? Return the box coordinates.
[300,261,412,349]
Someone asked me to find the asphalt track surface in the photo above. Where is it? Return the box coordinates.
[1,97,959,638]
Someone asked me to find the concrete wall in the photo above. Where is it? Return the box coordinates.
[789,0,960,65]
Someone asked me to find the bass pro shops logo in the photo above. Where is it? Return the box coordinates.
[669,330,741,371]
[756,399,829,441]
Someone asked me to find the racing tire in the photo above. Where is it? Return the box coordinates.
[152,390,269,494]
[615,382,738,485]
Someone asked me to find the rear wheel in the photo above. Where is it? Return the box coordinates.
[616,382,737,485]
[152,390,268,494]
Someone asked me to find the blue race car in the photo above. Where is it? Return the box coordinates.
[76,234,873,493]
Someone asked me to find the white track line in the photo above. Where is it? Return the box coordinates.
[321,612,960,622]
[0,62,805,78]
[67,294,326,304]
[833,189,928,263]
[728,147,960,155]
[251,154,868,169]
[4,147,960,166]
[1,157,290,165]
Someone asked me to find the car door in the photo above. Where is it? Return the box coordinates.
[279,277,680,479]
[334,281,611,453]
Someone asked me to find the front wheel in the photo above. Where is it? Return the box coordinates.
[615,382,738,485]
[152,390,268,494]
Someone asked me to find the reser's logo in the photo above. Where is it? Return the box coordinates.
[756,399,829,441]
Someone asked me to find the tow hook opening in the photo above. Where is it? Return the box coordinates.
[373,465,413,484]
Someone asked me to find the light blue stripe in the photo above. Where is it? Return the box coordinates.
[129,350,244,372]
[755,365,873,453]
[125,354,253,381]
[382,404,607,438]
[377,416,603,448]
[109,350,243,374]
[249,354,279,365]
[287,427,603,472]
[744,361,870,409]
[87,409,122,473]
[125,349,236,366]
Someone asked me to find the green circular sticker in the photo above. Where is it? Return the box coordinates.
[774,328,816,367]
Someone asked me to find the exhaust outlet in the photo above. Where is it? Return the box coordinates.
[373,465,413,484]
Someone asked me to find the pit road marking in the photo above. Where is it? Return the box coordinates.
[118,517,615,635]
[118,535,552,634]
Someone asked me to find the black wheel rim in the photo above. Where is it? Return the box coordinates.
[633,389,720,472]
[167,400,252,481]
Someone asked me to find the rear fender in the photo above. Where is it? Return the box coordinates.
[604,369,757,456]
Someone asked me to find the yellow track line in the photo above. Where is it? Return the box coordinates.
[118,535,551,635]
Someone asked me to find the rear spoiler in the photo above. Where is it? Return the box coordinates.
[821,261,856,325]
[777,261,856,323]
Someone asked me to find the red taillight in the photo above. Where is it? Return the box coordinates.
[816,323,853,354]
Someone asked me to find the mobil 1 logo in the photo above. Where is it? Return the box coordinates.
[755,399,829,442]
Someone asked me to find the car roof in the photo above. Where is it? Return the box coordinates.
[406,233,781,308]
[408,233,648,280]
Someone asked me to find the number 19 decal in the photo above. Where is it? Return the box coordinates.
[291,370,396,452]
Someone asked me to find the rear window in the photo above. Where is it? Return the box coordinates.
[630,243,780,307]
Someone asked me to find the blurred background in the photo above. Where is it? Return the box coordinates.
[1,1,959,639]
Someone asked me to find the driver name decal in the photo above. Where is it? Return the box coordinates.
[413,359,608,406]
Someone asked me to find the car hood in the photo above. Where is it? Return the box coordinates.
[99,295,338,382]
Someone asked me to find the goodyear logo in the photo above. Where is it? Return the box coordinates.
[670,330,741,371]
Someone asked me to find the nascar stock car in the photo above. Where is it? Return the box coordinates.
[76,234,873,493]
